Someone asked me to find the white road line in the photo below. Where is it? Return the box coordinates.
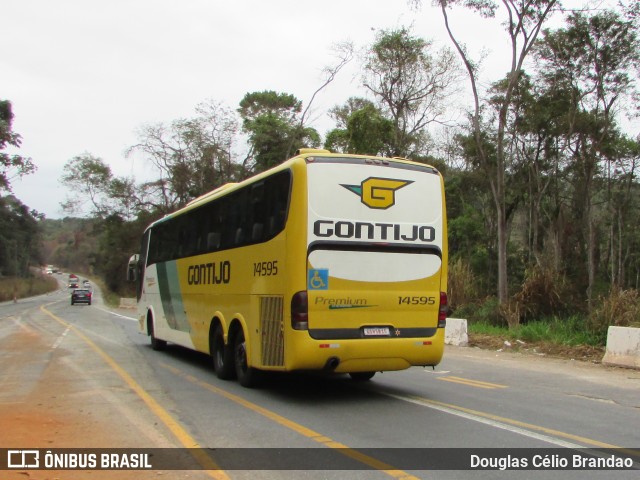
[96,306,137,321]
[51,326,70,350]
[381,391,587,449]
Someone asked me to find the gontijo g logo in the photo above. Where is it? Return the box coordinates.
[341,177,412,210]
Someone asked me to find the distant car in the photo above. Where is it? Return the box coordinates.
[71,289,92,306]
[82,280,91,287]
[68,274,80,288]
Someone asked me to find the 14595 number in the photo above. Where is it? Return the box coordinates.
[398,296,436,305]
[254,260,279,277]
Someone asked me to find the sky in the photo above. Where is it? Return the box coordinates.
[2,0,616,219]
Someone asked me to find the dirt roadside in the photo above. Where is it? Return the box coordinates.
[448,334,640,393]
[468,333,607,364]
[0,308,212,480]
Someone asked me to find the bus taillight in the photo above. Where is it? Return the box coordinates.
[291,291,309,330]
[438,292,448,328]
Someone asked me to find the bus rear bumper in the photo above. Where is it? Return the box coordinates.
[285,329,445,373]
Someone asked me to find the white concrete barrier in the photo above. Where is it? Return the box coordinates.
[602,326,640,369]
[119,297,137,309]
[445,318,468,347]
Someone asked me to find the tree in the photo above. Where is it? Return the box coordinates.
[0,100,35,191]
[420,0,559,308]
[60,153,143,221]
[362,27,460,157]
[128,100,240,210]
[0,195,41,277]
[60,153,114,215]
[89,213,146,295]
[324,98,395,155]
[238,91,320,173]
[535,9,640,306]
[601,135,640,289]
[241,44,352,167]
[0,100,40,277]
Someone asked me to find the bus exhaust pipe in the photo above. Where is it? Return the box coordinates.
[324,357,340,371]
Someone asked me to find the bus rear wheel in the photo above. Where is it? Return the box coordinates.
[349,372,375,381]
[212,324,235,380]
[233,329,261,388]
[149,318,166,351]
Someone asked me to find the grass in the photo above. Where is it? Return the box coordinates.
[468,315,605,347]
[93,278,122,308]
[466,316,607,362]
[0,274,59,302]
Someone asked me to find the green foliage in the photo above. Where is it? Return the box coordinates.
[468,315,604,347]
[362,27,460,157]
[465,318,505,336]
[239,91,320,172]
[128,100,240,211]
[459,296,503,326]
[238,91,302,122]
[42,217,99,274]
[448,205,488,259]
[324,101,394,155]
[60,153,114,214]
[0,100,36,192]
[0,195,42,277]
[89,214,144,295]
[346,105,395,155]
[323,128,350,153]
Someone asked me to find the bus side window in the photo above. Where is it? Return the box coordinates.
[207,232,221,250]
[183,221,198,257]
[271,202,286,235]
[177,226,186,258]
[252,223,264,242]
[235,228,244,245]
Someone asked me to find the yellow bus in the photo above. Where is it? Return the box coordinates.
[128,149,448,387]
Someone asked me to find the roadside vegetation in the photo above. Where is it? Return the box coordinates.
[0,273,58,302]
[451,259,640,357]
[2,2,639,355]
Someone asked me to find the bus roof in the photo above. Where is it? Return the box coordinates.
[148,149,440,229]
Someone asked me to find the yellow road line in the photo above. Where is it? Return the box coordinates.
[160,362,419,480]
[40,305,229,480]
[437,376,507,389]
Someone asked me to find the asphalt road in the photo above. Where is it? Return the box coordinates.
[1,281,639,479]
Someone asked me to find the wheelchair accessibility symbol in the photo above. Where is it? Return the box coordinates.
[308,269,329,290]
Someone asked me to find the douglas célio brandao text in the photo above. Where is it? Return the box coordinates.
[469,452,634,470]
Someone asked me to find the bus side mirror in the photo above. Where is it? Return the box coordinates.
[127,254,139,282]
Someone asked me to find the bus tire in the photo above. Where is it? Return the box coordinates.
[233,328,261,388]
[212,324,235,380]
[349,372,375,381]
[149,318,167,351]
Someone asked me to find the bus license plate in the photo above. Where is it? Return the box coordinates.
[364,327,390,336]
